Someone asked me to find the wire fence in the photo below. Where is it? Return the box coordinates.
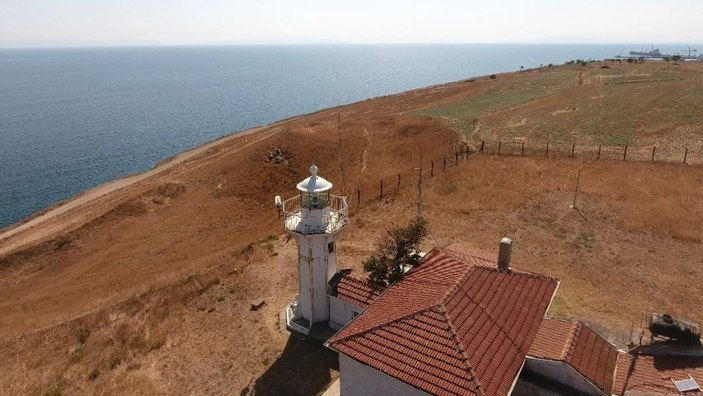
[346,139,699,207]
[343,146,472,210]
[277,139,698,219]
[476,140,699,165]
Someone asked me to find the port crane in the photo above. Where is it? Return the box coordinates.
[680,46,698,58]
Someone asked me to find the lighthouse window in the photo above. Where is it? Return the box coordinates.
[301,192,329,209]
[328,241,335,254]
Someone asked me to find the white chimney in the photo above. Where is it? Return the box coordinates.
[498,237,512,271]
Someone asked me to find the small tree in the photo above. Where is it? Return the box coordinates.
[363,217,429,286]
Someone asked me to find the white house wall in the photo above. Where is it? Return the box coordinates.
[329,296,362,331]
[522,357,605,396]
[339,354,430,396]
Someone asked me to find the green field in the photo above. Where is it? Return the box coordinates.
[415,63,703,154]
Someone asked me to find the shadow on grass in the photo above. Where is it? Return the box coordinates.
[244,334,339,396]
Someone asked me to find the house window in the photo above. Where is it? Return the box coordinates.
[328,241,335,254]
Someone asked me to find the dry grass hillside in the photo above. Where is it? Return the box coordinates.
[1,60,702,395]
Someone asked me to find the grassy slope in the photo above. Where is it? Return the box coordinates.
[1,61,702,395]
[417,62,703,160]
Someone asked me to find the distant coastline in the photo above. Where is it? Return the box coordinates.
[0,44,683,228]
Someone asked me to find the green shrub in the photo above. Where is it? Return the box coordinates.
[75,326,90,344]
[363,217,429,286]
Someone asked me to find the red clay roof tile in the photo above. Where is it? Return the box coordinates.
[335,273,385,308]
[528,317,619,394]
[613,349,703,395]
[327,244,559,396]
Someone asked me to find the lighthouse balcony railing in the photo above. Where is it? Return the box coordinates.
[282,194,348,234]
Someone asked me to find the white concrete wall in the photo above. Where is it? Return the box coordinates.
[522,357,605,396]
[339,354,430,396]
[298,258,312,320]
[296,234,339,323]
[329,296,362,330]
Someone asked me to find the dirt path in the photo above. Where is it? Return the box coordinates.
[0,125,269,256]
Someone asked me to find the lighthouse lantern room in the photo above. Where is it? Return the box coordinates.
[278,164,348,334]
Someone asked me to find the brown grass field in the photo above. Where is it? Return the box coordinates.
[1,60,702,395]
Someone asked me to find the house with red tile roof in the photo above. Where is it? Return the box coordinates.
[328,269,386,330]
[518,318,620,395]
[276,165,703,395]
[613,346,703,395]
[324,241,703,396]
[326,241,560,395]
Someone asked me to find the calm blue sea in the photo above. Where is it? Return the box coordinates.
[0,44,673,227]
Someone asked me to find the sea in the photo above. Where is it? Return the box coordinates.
[0,44,687,228]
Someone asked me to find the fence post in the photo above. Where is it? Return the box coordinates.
[521,142,525,156]
[545,142,550,157]
[443,156,446,172]
[397,174,401,190]
[498,141,502,156]
[652,146,656,162]
[465,148,469,160]
[357,189,361,206]
[684,148,688,164]
[380,180,383,200]
[597,144,601,160]
[571,143,575,158]
[431,160,434,177]
[480,141,485,153]
[623,145,628,161]
[455,151,459,164]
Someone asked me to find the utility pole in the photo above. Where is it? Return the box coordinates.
[337,113,344,196]
[570,167,582,209]
[414,149,424,218]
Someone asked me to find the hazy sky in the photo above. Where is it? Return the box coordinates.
[1,0,702,47]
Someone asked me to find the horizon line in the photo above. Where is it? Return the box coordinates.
[3,41,703,50]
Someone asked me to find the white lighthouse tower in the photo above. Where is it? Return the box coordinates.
[278,164,348,335]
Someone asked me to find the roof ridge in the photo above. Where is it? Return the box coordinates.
[328,304,440,346]
[441,261,478,305]
[446,267,550,356]
[435,304,484,395]
[438,244,496,260]
[439,247,559,282]
[442,265,551,366]
[564,320,582,362]
[330,257,470,347]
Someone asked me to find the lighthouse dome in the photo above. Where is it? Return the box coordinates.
[297,164,333,193]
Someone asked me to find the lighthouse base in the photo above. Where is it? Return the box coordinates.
[284,303,337,341]
[285,304,310,335]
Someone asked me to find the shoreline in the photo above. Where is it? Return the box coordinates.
[0,72,469,248]
[0,123,271,254]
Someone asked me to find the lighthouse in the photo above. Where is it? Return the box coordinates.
[277,164,348,335]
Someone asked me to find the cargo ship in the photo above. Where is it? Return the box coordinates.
[629,46,663,58]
